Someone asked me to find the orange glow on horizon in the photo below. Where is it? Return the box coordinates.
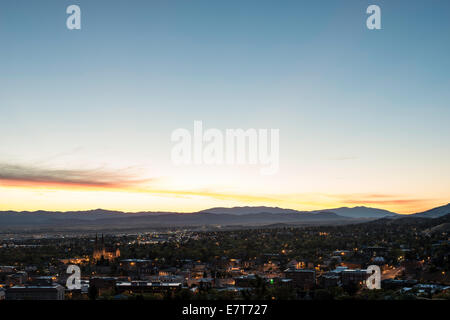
[0,179,444,214]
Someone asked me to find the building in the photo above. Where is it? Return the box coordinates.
[284,269,316,290]
[6,284,65,300]
[341,269,369,286]
[90,277,117,295]
[0,266,17,274]
[29,276,56,286]
[333,250,352,257]
[226,259,244,275]
[119,259,154,278]
[268,277,294,288]
[0,266,17,283]
[234,274,259,288]
[362,246,387,257]
[115,281,182,294]
[215,278,235,288]
[287,259,305,270]
[318,273,340,288]
[371,256,386,265]
[5,271,28,286]
[92,234,120,262]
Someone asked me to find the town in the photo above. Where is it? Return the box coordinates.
[0,213,449,300]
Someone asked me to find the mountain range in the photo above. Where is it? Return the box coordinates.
[0,203,448,235]
[409,203,450,218]
[200,206,398,218]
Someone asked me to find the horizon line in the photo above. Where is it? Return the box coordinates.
[1,202,448,215]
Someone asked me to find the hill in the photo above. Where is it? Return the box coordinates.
[201,205,399,219]
[411,203,450,218]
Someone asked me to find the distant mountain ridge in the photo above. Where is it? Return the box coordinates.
[199,206,301,215]
[202,204,450,219]
[312,206,399,219]
[0,204,448,233]
[200,205,399,219]
[0,208,349,232]
[410,203,450,218]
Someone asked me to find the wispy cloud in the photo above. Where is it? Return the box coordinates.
[331,193,431,206]
[0,163,152,189]
[321,193,436,213]
[341,198,428,205]
[326,156,359,161]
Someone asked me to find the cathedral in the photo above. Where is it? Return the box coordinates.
[92,234,120,262]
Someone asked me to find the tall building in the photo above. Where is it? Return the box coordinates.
[92,234,120,262]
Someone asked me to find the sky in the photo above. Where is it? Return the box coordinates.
[0,0,449,214]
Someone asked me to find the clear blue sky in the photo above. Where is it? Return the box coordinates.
[0,1,449,213]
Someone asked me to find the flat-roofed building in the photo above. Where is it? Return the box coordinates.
[0,266,17,273]
[115,280,181,294]
[268,277,294,288]
[318,273,340,288]
[29,275,56,286]
[5,271,28,286]
[341,269,369,286]
[119,259,153,274]
[6,284,65,300]
[284,269,316,290]
[89,277,117,295]
[234,274,258,288]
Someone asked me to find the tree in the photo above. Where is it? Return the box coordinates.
[88,284,98,301]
